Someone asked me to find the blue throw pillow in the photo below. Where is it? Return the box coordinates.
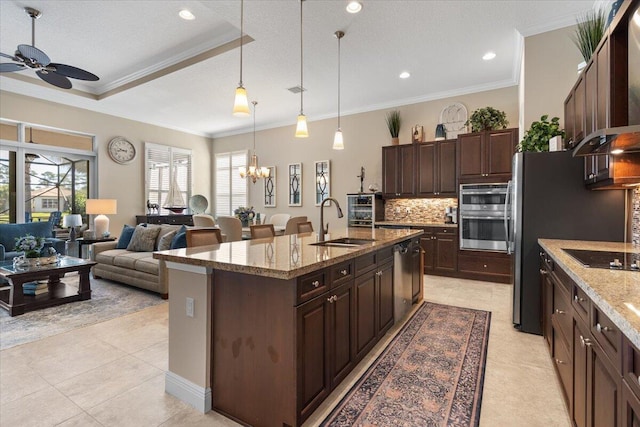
[170,225,188,249]
[116,225,136,249]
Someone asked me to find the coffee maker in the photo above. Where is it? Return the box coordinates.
[444,207,458,224]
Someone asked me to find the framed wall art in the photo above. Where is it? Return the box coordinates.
[314,160,330,206]
[288,163,302,207]
[263,166,276,208]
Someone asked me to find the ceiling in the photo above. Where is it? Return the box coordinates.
[0,0,596,138]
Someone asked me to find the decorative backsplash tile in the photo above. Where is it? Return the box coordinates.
[385,198,458,223]
[633,188,640,246]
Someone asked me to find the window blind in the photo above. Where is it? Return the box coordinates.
[215,151,247,217]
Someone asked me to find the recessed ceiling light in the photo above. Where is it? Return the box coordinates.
[399,71,410,79]
[346,1,362,14]
[179,9,195,20]
[483,51,496,61]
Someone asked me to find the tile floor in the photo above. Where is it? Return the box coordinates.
[0,275,571,427]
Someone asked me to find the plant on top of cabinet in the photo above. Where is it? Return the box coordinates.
[465,106,508,133]
[571,7,607,63]
[385,110,401,145]
[518,115,565,152]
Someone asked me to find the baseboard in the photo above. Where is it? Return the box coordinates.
[165,371,211,413]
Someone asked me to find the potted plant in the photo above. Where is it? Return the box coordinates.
[465,107,509,133]
[572,8,606,64]
[385,110,401,145]
[518,115,565,152]
[234,206,255,227]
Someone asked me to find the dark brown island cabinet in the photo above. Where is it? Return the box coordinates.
[540,248,640,427]
[456,127,518,183]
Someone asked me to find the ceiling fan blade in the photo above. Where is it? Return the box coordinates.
[0,52,17,60]
[0,63,26,72]
[49,63,99,81]
[18,44,50,66]
[36,70,72,89]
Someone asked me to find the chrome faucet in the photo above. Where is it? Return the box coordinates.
[319,197,344,242]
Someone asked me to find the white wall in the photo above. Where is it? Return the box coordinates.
[0,91,213,234]
[213,86,519,229]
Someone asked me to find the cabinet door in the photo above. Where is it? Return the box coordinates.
[485,129,516,178]
[438,139,457,195]
[382,146,399,197]
[541,268,554,351]
[574,74,586,143]
[411,241,422,302]
[573,319,589,427]
[585,60,597,137]
[416,142,436,196]
[328,282,355,387]
[565,92,576,148]
[398,144,415,196]
[587,339,621,427]
[420,231,435,273]
[596,38,609,130]
[377,262,394,338]
[434,230,457,273]
[355,272,377,360]
[622,380,640,427]
[296,296,330,420]
[457,133,484,179]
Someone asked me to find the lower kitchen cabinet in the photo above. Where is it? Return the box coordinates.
[420,227,458,277]
[622,380,640,427]
[377,261,394,339]
[411,238,424,302]
[458,250,511,283]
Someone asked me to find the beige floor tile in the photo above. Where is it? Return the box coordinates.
[0,385,83,427]
[132,339,169,371]
[88,374,190,427]
[161,408,243,427]
[97,322,168,354]
[0,367,50,405]
[55,412,103,427]
[55,354,162,410]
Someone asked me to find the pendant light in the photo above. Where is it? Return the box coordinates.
[233,0,249,116]
[333,31,345,150]
[295,0,309,138]
[239,101,270,183]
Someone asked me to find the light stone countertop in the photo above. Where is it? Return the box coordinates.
[375,221,458,228]
[538,238,640,349]
[154,227,423,280]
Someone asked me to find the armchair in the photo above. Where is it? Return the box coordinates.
[0,222,66,261]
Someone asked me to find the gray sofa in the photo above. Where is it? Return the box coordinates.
[91,224,185,298]
[0,221,66,261]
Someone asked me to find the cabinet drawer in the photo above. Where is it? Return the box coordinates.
[377,246,394,265]
[355,252,377,277]
[331,261,353,286]
[591,304,622,373]
[623,337,640,399]
[431,227,457,235]
[458,253,511,276]
[553,328,573,404]
[552,282,572,344]
[572,284,590,322]
[297,271,328,304]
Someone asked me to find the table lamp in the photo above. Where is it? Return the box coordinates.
[86,199,117,238]
[62,214,83,241]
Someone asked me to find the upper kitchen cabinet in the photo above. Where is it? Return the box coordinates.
[382,144,415,197]
[457,128,518,183]
[416,139,457,197]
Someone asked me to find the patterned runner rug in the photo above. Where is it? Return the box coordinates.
[321,302,491,427]
[0,273,165,350]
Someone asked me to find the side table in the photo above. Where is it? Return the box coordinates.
[76,237,117,259]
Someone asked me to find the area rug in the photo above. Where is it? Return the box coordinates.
[321,302,491,427]
[0,273,166,350]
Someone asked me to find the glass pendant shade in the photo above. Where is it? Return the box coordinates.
[233,86,250,116]
[239,166,247,178]
[295,114,309,138]
[333,129,344,150]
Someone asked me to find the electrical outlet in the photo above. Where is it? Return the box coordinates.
[186,297,194,318]
[405,208,410,214]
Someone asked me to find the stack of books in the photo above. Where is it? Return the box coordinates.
[23,282,49,296]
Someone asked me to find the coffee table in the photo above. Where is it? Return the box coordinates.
[0,256,96,316]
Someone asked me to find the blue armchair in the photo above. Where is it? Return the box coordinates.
[0,222,66,261]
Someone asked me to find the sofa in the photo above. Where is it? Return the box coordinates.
[0,221,66,261]
[91,223,187,299]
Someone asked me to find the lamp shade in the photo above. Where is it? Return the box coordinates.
[435,124,446,141]
[295,114,309,138]
[86,199,117,215]
[63,214,82,228]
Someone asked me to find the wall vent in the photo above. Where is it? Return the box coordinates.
[287,86,306,94]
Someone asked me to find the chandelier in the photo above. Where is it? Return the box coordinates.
[239,101,270,183]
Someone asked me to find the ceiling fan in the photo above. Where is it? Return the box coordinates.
[0,7,99,89]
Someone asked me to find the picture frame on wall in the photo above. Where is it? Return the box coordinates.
[264,166,276,208]
[288,163,302,207]
[314,160,330,206]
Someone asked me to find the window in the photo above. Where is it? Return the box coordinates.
[145,143,192,214]
[215,151,247,217]
[41,199,58,209]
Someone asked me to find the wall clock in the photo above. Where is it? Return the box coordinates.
[440,102,468,139]
[108,136,136,164]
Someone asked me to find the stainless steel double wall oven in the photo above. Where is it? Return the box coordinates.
[459,183,510,252]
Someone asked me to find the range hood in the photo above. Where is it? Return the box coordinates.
[572,125,640,156]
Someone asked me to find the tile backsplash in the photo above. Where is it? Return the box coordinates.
[385,198,458,223]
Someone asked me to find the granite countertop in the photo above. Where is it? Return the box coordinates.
[538,238,640,349]
[154,227,423,280]
[375,221,458,228]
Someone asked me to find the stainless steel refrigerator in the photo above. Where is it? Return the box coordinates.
[509,151,626,334]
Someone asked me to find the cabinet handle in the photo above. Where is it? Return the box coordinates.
[555,358,566,365]
[340,269,348,276]
[539,269,547,275]
[596,323,611,333]
[555,309,565,315]
[583,337,592,347]
[311,280,320,288]
[574,295,585,303]
[327,295,336,303]
[637,375,640,386]
[580,335,585,348]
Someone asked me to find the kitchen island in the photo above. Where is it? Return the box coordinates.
[153,227,423,427]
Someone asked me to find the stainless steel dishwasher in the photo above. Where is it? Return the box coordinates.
[393,240,413,322]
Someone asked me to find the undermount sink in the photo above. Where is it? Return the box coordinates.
[310,238,375,248]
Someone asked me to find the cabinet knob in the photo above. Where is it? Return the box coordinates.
[340,269,348,276]
[596,323,611,333]
[483,264,487,268]
[574,295,585,302]
[555,358,566,365]
[555,309,565,315]
[327,295,337,303]
[311,280,320,288]
[539,269,547,275]
[442,229,447,233]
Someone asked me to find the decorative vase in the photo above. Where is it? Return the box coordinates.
[391,137,399,146]
[241,219,249,227]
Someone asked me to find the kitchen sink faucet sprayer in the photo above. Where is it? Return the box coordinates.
[319,197,344,242]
